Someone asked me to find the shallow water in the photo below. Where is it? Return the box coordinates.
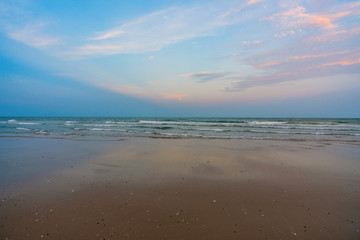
[1,137,359,240]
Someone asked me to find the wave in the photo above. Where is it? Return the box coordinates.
[36,130,49,135]
[150,133,282,140]
[64,121,76,126]
[157,132,202,138]
[287,121,337,125]
[89,128,127,132]
[244,129,360,136]
[90,128,113,131]
[1,118,359,142]
[265,125,360,131]
[81,124,116,127]
[8,119,40,125]
[138,120,338,127]
[103,121,135,124]
[248,121,287,125]
[16,127,30,131]
[138,120,241,127]
[194,128,228,132]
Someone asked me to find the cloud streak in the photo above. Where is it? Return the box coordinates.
[222,1,360,92]
[183,72,235,82]
[229,48,360,91]
[263,6,337,29]
[1,0,359,105]
[7,23,60,48]
[69,3,251,57]
[255,49,354,69]
[246,0,264,6]
[307,27,360,43]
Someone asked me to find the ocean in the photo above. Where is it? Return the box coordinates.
[0,117,359,142]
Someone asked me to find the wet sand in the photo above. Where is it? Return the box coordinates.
[1,137,360,239]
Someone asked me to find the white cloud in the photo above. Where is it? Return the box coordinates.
[7,23,60,47]
[0,1,60,48]
[68,3,248,57]
[88,29,126,41]
[0,0,265,58]
[246,0,263,6]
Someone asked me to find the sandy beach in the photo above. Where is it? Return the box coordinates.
[2,0,360,239]
[1,137,360,239]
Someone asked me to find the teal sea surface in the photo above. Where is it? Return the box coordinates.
[0,117,359,142]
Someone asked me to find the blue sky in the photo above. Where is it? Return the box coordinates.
[0,0,359,117]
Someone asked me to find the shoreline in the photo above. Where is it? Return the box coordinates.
[1,137,359,239]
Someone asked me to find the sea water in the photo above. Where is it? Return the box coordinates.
[0,117,359,142]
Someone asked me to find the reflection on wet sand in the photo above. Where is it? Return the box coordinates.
[1,138,360,239]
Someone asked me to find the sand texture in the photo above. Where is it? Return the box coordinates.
[1,138,360,239]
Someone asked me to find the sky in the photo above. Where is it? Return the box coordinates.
[0,0,359,117]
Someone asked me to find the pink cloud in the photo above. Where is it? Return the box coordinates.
[326,11,352,20]
[232,46,360,91]
[227,62,360,91]
[255,50,353,69]
[256,60,280,69]
[287,50,351,61]
[307,27,360,42]
[323,59,360,66]
[183,72,211,77]
[263,6,337,29]
[246,0,263,6]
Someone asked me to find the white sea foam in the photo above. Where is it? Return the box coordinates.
[139,120,238,126]
[64,121,76,126]
[248,121,287,125]
[36,130,48,134]
[156,132,209,138]
[16,127,30,131]
[195,128,226,132]
[139,120,194,125]
[88,128,127,132]
[8,119,39,125]
[115,121,135,125]
[105,121,118,124]
[8,119,17,124]
[81,124,115,127]
[90,128,112,131]
[101,121,134,125]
